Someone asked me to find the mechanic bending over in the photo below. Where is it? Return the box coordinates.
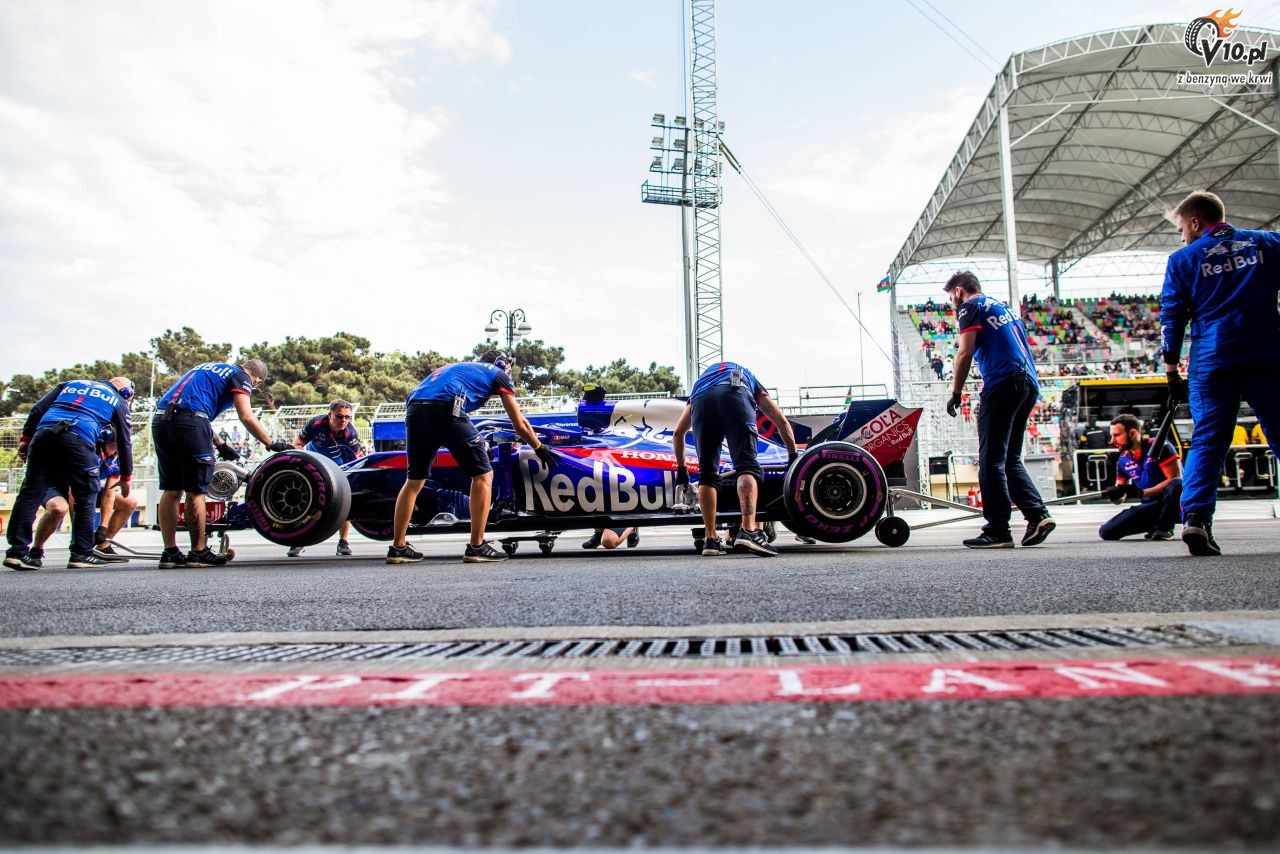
[4,377,134,571]
[152,359,288,569]
[1098,414,1183,542]
[388,350,557,565]
[945,271,1054,550]
[673,361,797,557]
[1161,190,1280,556]
[286,399,366,558]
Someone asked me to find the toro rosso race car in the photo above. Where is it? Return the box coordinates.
[206,391,923,555]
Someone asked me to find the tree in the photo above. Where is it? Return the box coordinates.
[152,327,232,375]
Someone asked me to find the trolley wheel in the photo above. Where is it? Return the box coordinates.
[501,540,519,556]
[539,539,555,555]
[874,516,911,548]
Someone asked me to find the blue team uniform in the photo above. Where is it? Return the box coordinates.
[956,295,1038,390]
[153,363,254,494]
[299,413,363,465]
[408,362,515,412]
[404,362,515,480]
[689,362,767,401]
[1099,439,1183,541]
[688,361,768,484]
[158,362,254,418]
[1160,223,1280,520]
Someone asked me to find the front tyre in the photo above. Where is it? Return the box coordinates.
[783,442,887,543]
[245,450,352,547]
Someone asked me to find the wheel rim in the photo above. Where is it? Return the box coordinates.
[258,469,317,526]
[804,461,867,521]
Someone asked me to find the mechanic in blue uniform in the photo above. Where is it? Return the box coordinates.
[286,399,365,557]
[152,359,288,569]
[388,351,556,564]
[4,377,134,570]
[672,361,797,557]
[944,271,1054,549]
[1098,414,1183,542]
[27,425,139,566]
[1161,190,1280,556]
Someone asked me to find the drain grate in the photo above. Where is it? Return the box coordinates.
[0,624,1234,667]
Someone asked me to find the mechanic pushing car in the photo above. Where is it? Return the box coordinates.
[152,359,289,569]
[944,271,1055,550]
[286,399,365,558]
[4,377,135,570]
[673,361,797,557]
[1098,414,1183,543]
[1161,191,1280,557]
[388,350,557,565]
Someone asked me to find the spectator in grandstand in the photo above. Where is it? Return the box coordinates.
[4,377,134,571]
[673,361,797,557]
[389,351,553,564]
[1099,414,1183,542]
[930,355,945,380]
[1161,190,1280,556]
[286,399,366,558]
[152,360,287,569]
[26,426,138,566]
[582,527,640,550]
[944,272,1054,549]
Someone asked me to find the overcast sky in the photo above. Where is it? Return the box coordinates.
[2,0,1277,395]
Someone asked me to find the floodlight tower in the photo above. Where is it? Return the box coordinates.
[641,0,724,389]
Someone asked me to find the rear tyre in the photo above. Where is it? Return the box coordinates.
[245,450,352,547]
[783,442,887,543]
[350,520,395,541]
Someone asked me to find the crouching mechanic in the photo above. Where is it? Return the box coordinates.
[152,359,289,568]
[1161,191,1280,556]
[286,399,365,557]
[388,351,556,564]
[26,426,139,566]
[4,377,134,571]
[673,361,797,556]
[1099,414,1183,542]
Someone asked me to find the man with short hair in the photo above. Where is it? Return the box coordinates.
[1098,414,1183,542]
[4,377,134,570]
[1161,190,1280,556]
[944,271,1054,549]
[152,359,288,568]
[388,351,556,564]
[672,361,798,557]
[287,399,365,557]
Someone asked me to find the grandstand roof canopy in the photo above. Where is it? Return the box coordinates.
[887,23,1280,281]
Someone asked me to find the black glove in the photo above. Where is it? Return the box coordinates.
[1104,485,1126,504]
[267,440,291,453]
[1105,483,1144,503]
[216,443,239,462]
[1122,483,1144,499]
[946,391,963,418]
[675,465,689,486]
[1166,369,1188,405]
[534,444,557,468]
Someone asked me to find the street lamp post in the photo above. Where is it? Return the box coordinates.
[484,309,532,352]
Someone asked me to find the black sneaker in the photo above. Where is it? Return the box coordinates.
[92,544,129,562]
[335,540,352,556]
[627,528,640,548]
[1182,513,1221,557]
[3,551,27,570]
[4,550,41,571]
[1021,514,1056,547]
[963,532,1015,549]
[386,544,424,564]
[702,536,728,556]
[735,528,779,556]
[1145,527,1175,541]
[464,541,507,563]
[186,547,228,567]
[68,553,109,569]
[581,531,603,550]
[287,546,305,557]
[794,534,817,545]
[158,547,186,569]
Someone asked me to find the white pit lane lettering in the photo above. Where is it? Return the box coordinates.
[772,670,862,697]
[370,673,471,701]
[1050,663,1169,690]
[1181,660,1280,687]
[921,668,1025,694]
[243,674,363,702]
[508,672,590,699]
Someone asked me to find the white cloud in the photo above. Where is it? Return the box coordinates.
[627,70,660,89]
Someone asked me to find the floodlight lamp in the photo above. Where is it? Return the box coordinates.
[674,116,687,126]
[652,113,665,124]
[651,136,664,148]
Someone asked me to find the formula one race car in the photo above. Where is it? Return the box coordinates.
[206,391,923,555]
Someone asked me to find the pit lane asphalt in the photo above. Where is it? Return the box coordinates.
[2,507,1278,637]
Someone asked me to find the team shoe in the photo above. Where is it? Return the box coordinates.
[1021,514,1056,547]
[92,544,129,562]
[186,547,229,568]
[627,528,640,548]
[68,553,110,569]
[794,534,818,545]
[735,528,779,556]
[1182,513,1222,557]
[4,549,42,571]
[158,547,187,569]
[3,550,27,570]
[464,541,507,563]
[1145,527,1175,541]
[386,544,425,564]
[335,540,353,556]
[581,532,603,550]
[962,532,1015,549]
[287,546,305,558]
[702,536,728,556]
